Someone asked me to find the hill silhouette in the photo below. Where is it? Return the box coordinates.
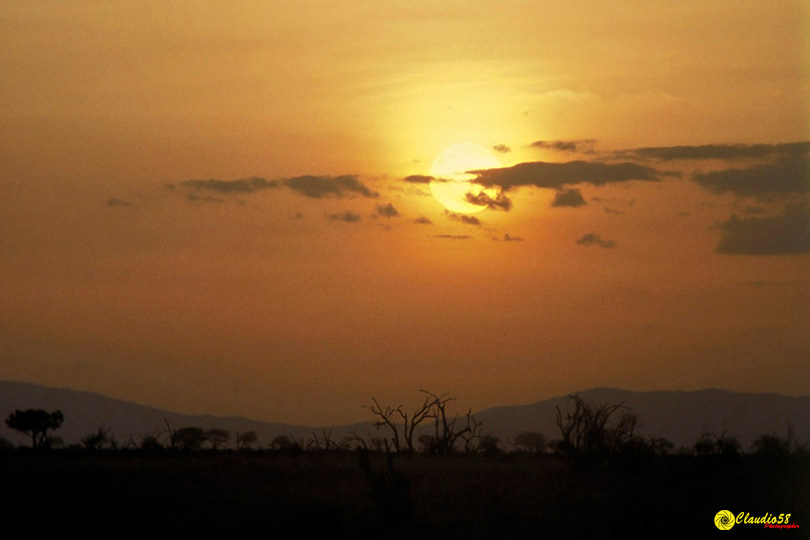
[1,380,807,449]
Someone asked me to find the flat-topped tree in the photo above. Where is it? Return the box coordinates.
[5,409,64,449]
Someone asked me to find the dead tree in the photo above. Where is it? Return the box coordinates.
[554,394,626,456]
[366,393,435,453]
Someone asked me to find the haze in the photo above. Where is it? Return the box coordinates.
[1,1,808,425]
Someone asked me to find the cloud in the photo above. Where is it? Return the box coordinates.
[403,174,434,184]
[286,175,379,199]
[626,141,810,161]
[715,204,810,255]
[188,193,225,203]
[576,233,617,248]
[373,203,400,218]
[473,160,659,191]
[327,211,361,223]
[181,177,280,194]
[492,233,523,242]
[551,188,586,208]
[434,234,472,240]
[604,207,625,215]
[414,216,433,225]
[692,155,809,198]
[493,144,511,154]
[531,139,597,154]
[464,190,513,211]
[107,198,132,207]
[447,212,481,226]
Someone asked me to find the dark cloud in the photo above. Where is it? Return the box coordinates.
[493,144,511,154]
[181,177,280,194]
[531,139,597,154]
[464,190,513,211]
[551,188,586,208]
[493,233,523,242]
[576,233,617,248]
[447,212,482,226]
[327,211,361,223]
[604,207,625,215]
[434,234,472,240]
[413,216,433,225]
[473,160,659,191]
[715,204,810,255]
[403,174,434,184]
[626,141,810,161]
[374,203,400,218]
[107,198,132,208]
[286,175,378,199]
[692,155,809,198]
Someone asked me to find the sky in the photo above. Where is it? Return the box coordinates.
[1,1,808,426]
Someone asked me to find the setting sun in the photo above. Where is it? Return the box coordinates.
[428,143,501,214]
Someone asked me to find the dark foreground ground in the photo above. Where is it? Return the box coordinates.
[2,451,807,539]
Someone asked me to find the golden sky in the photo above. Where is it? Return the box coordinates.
[1,1,808,425]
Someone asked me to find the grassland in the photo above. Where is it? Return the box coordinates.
[2,450,807,538]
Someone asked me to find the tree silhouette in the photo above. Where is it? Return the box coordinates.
[366,390,481,454]
[553,394,647,456]
[514,431,547,453]
[173,427,206,451]
[205,428,230,450]
[237,431,258,450]
[5,409,64,449]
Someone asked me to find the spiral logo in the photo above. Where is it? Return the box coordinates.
[715,510,736,530]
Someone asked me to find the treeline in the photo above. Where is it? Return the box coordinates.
[2,391,807,459]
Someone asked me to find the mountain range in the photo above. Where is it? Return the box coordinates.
[1,381,807,450]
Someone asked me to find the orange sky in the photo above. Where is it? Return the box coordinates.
[1,1,808,425]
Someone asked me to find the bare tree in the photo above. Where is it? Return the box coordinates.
[82,427,112,450]
[365,392,436,453]
[366,390,482,455]
[554,394,627,456]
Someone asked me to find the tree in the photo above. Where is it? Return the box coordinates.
[173,427,206,451]
[205,428,231,450]
[82,427,112,450]
[366,390,481,455]
[513,431,547,453]
[553,394,646,457]
[237,431,258,450]
[5,409,64,449]
[694,431,740,458]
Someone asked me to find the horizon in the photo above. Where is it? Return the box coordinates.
[1,1,808,426]
[2,379,808,428]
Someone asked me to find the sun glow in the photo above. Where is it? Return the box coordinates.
[429,143,501,214]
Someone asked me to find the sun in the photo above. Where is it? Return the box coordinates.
[429,142,501,214]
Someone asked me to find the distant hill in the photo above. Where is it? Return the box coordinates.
[0,380,371,448]
[476,387,810,449]
[1,381,808,450]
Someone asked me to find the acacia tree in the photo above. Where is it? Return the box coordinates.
[5,409,64,449]
[205,428,231,450]
[237,430,258,450]
[173,427,206,451]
